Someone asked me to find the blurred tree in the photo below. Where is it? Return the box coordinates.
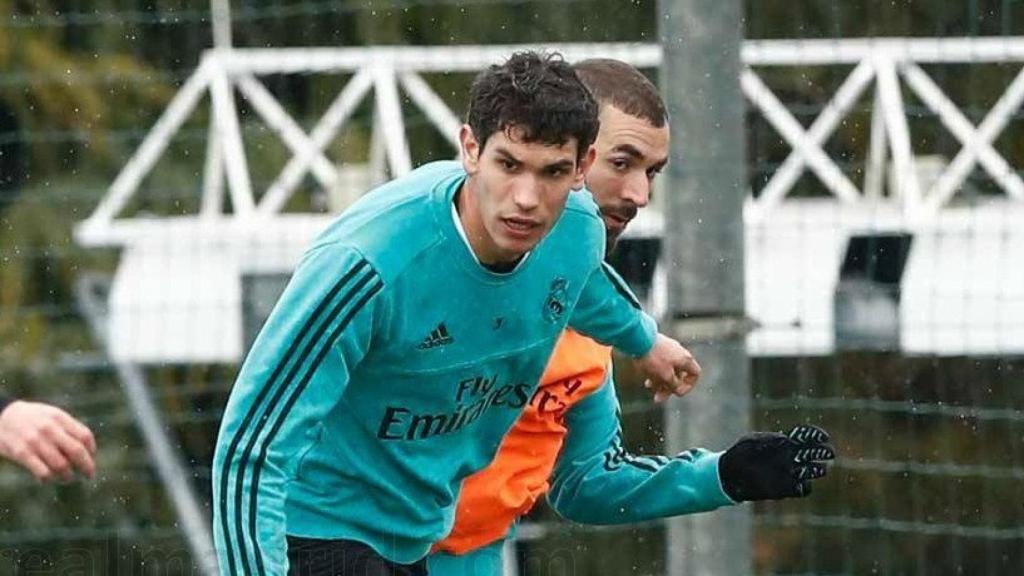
[0,2,1022,573]
[0,0,172,404]
[0,0,173,195]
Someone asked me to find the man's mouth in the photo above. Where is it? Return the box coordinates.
[502,216,540,236]
[601,210,634,230]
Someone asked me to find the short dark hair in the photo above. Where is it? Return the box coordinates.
[573,58,667,128]
[467,51,599,162]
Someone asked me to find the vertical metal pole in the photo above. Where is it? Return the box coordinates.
[201,107,225,219]
[865,85,888,201]
[502,539,520,576]
[658,1,751,575]
[75,278,219,576]
[210,0,233,49]
[205,1,231,217]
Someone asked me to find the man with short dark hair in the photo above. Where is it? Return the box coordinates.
[427,59,835,575]
[212,51,701,576]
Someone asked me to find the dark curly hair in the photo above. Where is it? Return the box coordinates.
[466,51,599,162]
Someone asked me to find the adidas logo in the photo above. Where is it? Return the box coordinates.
[417,323,454,350]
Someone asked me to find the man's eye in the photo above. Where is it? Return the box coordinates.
[647,167,663,180]
[612,159,629,171]
[500,159,517,170]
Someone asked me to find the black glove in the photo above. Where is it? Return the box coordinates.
[718,424,835,502]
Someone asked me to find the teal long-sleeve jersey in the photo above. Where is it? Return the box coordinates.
[427,371,736,576]
[546,373,735,524]
[212,161,657,573]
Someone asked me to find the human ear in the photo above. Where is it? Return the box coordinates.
[573,145,597,188]
[460,125,481,175]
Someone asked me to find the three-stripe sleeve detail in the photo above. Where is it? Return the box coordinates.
[217,258,381,575]
[602,430,670,474]
[248,275,383,573]
[601,262,641,310]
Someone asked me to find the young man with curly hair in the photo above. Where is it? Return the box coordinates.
[212,52,702,576]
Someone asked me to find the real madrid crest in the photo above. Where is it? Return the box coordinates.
[543,278,569,323]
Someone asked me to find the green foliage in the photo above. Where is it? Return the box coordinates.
[0,174,113,373]
[2,1,1024,573]
[0,0,175,179]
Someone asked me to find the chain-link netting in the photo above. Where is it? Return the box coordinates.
[2,2,1023,574]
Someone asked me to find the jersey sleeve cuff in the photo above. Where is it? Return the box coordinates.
[618,311,658,358]
[702,450,739,506]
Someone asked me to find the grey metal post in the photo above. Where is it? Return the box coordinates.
[76,278,220,576]
[210,0,233,49]
[204,0,231,214]
[658,1,752,575]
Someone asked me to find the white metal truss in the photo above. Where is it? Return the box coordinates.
[75,39,1024,361]
[76,38,1024,246]
[75,38,1024,248]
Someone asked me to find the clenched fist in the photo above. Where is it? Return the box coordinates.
[634,334,701,402]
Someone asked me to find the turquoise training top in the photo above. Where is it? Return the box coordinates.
[212,161,657,573]
[426,370,735,576]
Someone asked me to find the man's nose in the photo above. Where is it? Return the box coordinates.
[622,173,651,208]
[512,177,541,211]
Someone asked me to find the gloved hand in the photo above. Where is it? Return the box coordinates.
[718,424,835,502]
